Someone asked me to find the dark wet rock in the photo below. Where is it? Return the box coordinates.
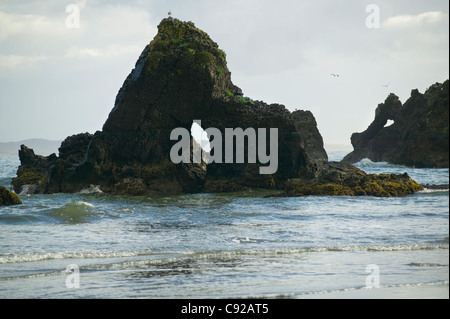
[0,186,22,206]
[11,145,56,194]
[343,80,449,168]
[291,110,328,162]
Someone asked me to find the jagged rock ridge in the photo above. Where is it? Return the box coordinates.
[343,80,449,168]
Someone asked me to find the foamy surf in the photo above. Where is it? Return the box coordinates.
[232,237,263,244]
[0,249,156,264]
[78,185,103,194]
[420,188,449,194]
[1,244,447,265]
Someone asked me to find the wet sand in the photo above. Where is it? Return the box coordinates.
[299,282,449,299]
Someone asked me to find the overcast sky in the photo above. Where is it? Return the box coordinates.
[0,0,448,149]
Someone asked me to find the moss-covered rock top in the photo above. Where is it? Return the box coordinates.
[153,18,225,55]
[144,18,226,74]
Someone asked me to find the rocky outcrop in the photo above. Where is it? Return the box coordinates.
[343,80,449,168]
[12,18,312,195]
[12,18,423,197]
[291,110,328,162]
[0,186,22,206]
[281,162,423,197]
[11,145,56,194]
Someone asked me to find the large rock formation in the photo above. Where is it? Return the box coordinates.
[12,18,423,197]
[343,80,449,168]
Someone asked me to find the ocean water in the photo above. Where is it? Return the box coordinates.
[0,153,448,299]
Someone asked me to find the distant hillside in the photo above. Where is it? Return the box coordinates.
[0,139,61,156]
[324,144,353,152]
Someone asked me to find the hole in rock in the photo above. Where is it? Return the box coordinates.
[190,121,211,153]
[384,119,395,128]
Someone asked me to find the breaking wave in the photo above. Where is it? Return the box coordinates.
[46,201,100,224]
[78,185,103,194]
[1,244,447,265]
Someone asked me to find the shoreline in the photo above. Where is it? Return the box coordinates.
[298,282,449,299]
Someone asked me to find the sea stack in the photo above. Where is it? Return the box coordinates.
[12,18,423,197]
[343,80,449,168]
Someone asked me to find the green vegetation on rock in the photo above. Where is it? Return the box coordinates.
[145,18,227,73]
[284,170,423,197]
[0,186,22,206]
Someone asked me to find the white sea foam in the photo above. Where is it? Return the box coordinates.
[0,249,155,264]
[232,237,261,244]
[78,184,103,194]
[19,184,37,195]
[420,188,449,194]
[1,244,447,265]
